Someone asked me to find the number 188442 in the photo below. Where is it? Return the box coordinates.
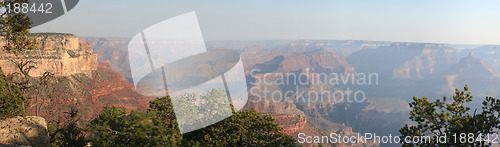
[451,133,499,144]
[5,3,53,14]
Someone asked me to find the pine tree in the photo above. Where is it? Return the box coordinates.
[0,0,37,119]
[88,106,183,146]
[400,85,500,146]
[184,108,295,146]
[88,89,295,146]
[1,0,37,54]
[0,67,28,119]
[180,89,295,146]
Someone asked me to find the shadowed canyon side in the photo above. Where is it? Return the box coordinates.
[347,43,461,79]
[244,49,380,146]
[347,43,500,99]
[443,52,500,98]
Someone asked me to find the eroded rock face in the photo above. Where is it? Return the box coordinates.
[348,43,460,79]
[82,37,132,81]
[272,115,307,134]
[0,33,97,77]
[0,116,49,147]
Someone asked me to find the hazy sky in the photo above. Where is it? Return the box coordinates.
[31,0,500,45]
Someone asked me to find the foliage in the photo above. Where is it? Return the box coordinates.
[0,67,28,119]
[184,108,295,146]
[171,88,233,133]
[146,96,183,145]
[1,0,37,54]
[88,89,295,146]
[0,0,37,119]
[88,106,182,146]
[400,85,500,147]
[49,104,86,147]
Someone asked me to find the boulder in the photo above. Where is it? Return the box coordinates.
[0,116,49,147]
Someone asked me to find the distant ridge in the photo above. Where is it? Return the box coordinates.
[451,52,500,77]
[389,42,451,50]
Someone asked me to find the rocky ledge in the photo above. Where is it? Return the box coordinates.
[0,116,49,147]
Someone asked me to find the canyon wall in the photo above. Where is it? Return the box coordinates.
[0,33,97,77]
[272,114,307,134]
[82,37,132,81]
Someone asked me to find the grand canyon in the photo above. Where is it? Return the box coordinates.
[1,33,499,146]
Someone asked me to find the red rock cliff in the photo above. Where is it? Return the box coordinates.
[0,33,97,77]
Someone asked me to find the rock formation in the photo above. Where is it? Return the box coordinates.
[0,34,150,124]
[33,62,152,123]
[272,114,307,134]
[0,116,49,147]
[442,52,500,97]
[450,52,500,77]
[348,43,460,79]
[275,40,391,57]
[82,37,132,81]
[252,49,353,74]
[0,33,97,77]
